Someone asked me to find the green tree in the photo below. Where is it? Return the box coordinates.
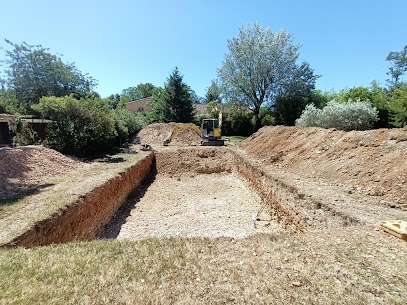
[259,106,275,126]
[386,45,407,88]
[33,96,117,156]
[309,90,330,109]
[342,86,372,102]
[388,84,407,127]
[121,83,156,101]
[151,68,195,123]
[105,94,122,109]
[0,88,19,114]
[2,40,97,114]
[222,111,253,136]
[206,101,222,118]
[148,87,165,122]
[205,80,222,103]
[114,108,145,144]
[273,61,319,125]
[218,23,317,131]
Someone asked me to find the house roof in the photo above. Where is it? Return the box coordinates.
[125,96,153,106]
[21,118,52,123]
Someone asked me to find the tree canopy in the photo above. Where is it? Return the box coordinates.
[218,23,318,130]
[205,80,222,103]
[386,45,407,88]
[121,83,157,101]
[1,39,97,114]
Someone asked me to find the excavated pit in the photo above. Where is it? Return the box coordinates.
[5,144,389,247]
[101,147,282,239]
[101,146,364,240]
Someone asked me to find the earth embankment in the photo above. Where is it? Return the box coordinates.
[240,126,407,208]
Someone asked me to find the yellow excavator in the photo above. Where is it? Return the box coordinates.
[200,118,224,146]
[163,116,224,146]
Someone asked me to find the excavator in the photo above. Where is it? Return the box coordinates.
[200,118,224,146]
[163,116,224,146]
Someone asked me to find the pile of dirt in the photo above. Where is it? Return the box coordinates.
[134,123,201,146]
[133,123,176,145]
[240,126,407,206]
[171,127,201,146]
[0,145,81,187]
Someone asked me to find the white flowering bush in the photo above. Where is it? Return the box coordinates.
[296,100,378,131]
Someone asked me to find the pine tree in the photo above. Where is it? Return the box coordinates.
[161,67,195,123]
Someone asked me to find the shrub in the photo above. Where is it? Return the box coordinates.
[296,100,378,131]
[222,111,253,136]
[114,108,145,145]
[13,119,40,146]
[33,96,117,156]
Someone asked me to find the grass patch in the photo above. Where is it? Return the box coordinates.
[1,226,406,304]
[0,146,151,244]
[226,136,248,145]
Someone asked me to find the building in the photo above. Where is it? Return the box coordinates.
[0,114,52,145]
[125,97,153,113]
[0,114,15,145]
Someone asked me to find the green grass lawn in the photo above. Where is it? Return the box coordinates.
[1,226,406,305]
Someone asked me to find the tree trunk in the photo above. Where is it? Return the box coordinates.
[253,107,261,132]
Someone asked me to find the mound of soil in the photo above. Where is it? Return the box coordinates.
[171,127,201,146]
[240,126,407,206]
[134,123,201,146]
[0,146,81,202]
[134,123,176,145]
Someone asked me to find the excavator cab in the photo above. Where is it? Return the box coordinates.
[201,118,224,146]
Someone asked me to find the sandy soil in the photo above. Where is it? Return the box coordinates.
[240,126,407,207]
[133,123,176,145]
[0,146,81,203]
[133,122,202,147]
[105,173,278,240]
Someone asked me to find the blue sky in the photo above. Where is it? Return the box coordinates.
[0,0,406,98]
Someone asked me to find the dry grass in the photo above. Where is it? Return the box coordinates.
[0,147,150,244]
[1,226,406,305]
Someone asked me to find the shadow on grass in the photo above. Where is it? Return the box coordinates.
[99,165,157,239]
[0,183,55,206]
[0,146,68,207]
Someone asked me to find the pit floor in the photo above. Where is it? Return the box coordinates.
[102,173,280,240]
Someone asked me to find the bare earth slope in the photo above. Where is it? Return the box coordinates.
[240,126,407,207]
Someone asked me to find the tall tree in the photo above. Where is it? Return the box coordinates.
[2,39,97,114]
[218,23,317,130]
[151,67,194,123]
[205,80,222,103]
[386,45,407,88]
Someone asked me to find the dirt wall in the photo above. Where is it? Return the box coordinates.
[240,126,407,206]
[2,153,154,247]
[231,149,361,231]
[154,147,233,176]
